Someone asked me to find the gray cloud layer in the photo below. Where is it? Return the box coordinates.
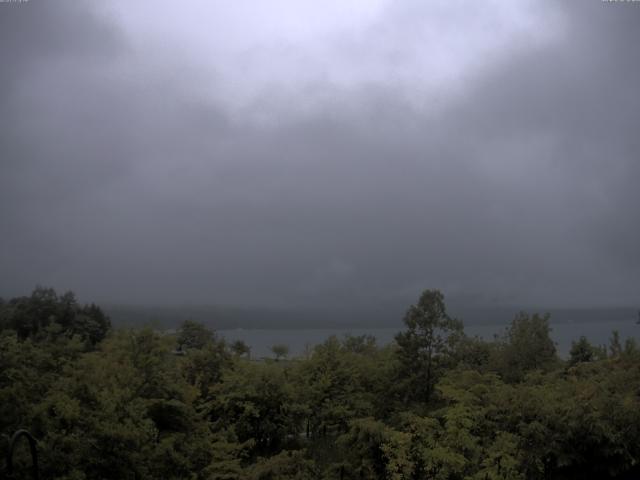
[1,1,639,308]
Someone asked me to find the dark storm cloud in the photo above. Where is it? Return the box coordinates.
[444,1,640,299]
[0,1,638,309]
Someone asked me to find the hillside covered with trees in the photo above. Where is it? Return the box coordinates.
[2,287,640,479]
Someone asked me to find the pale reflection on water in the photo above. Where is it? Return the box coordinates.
[219,320,640,359]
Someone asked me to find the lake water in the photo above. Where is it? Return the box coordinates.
[219,320,640,359]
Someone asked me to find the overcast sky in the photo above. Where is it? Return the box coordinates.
[1,0,638,309]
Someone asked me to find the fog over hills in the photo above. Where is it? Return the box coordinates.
[105,303,639,330]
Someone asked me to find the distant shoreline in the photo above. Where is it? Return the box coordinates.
[105,304,638,330]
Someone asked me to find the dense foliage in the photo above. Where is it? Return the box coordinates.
[2,288,640,479]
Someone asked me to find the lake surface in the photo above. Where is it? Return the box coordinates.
[219,319,640,359]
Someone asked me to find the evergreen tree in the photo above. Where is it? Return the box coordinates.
[394,289,463,404]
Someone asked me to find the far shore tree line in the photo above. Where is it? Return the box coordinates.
[2,286,640,479]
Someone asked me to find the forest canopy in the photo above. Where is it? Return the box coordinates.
[1,287,640,479]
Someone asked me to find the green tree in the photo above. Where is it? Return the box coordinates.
[181,338,232,399]
[295,336,383,438]
[176,319,214,351]
[494,312,557,382]
[569,336,597,365]
[337,417,412,479]
[33,328,215,479]
[609,330,622,358]
[342,334,377,355]
[0,287,110,346]
[209,362,302,456]
[394,289,463,404]
[271,344,289,361]
[231,339,251,358]
[454,335,494,371]
[249,450,318,480]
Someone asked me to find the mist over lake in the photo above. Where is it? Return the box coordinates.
[219,319,640,359]
[104,303,640,357]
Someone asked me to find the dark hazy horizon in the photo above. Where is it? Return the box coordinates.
[1,1,639,310]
